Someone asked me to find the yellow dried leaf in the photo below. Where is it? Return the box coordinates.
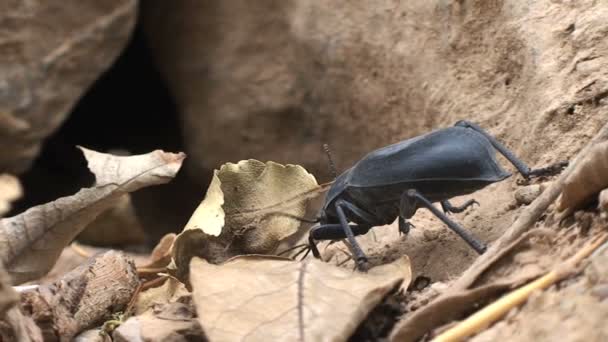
[173,159,322,279]
[190,255,411,342]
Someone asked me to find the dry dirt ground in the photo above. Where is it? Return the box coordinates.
[307,114,608,340]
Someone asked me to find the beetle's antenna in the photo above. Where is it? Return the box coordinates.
[323,143,338,179]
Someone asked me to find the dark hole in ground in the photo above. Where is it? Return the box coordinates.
[11,21,204,245]
[349,291,405,342]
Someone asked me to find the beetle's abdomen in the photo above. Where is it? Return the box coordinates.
[348,126,510,187]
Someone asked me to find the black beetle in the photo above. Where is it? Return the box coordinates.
[306,120,566,270]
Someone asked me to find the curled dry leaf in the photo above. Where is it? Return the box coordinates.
[0,307,43,342]
[112,309,204,342]
[137,233,177,278]
[190,255,411,342]
[0,148,185,284]
[0,174,21,217]
[173,159,321,279]
[135,277,190,315]
[558,140,608,211]
[126,277,202,341]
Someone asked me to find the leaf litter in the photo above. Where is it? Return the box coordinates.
[172,159,325,280]
[0,147,185,284]
[189,255,411,342]
[6,126,608,341]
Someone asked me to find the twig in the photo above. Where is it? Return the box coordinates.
[69,242,94,259]
[141,275,169,291]
[432,233,608,342]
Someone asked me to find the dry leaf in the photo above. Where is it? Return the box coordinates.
[113,310,204,342]
[36,246,89,285]
[137,233,176,275]
[0,174,21,217]
[558,140,608,211]
[124,277,201,341]
[0,263,18,317]
[77,193,146,246]
[190,255,411,342]
[173,159,321,279]
[135,277,190,315]
[0,148,185,284]
[0,306,43,342]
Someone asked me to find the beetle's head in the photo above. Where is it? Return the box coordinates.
[318,198,341,224]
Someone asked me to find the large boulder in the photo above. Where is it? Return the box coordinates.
[142,0,608,279]
[143,0,608,180]
[0,1,137,173]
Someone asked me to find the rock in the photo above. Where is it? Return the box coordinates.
[0,1,137,173]
[514,184,544,205]
[74,329,111,342]
[142,1,608,182]
[423,228,440,241]
[598,188,608,212]
[112,317,142,342]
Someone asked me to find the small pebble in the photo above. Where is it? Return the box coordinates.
[598,188,608,212]
[423,229,439,241]
[514,184,544,205]
[591,284,608,301]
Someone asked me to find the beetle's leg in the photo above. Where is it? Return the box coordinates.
[308,223,371,258]
[335,200,373,270]
[402,189,487,254]
[440,199,479,214]
[398,216,415,235]
[455,120,568,179]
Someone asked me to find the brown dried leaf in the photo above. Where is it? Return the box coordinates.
[123,277,202,341]
[558,140,608,211]
[137,233,176,278]
[113,311,204,342]
[0,148,185,284]
[135,277,190,315]
[0,174,21,217]
[0,306,43,342]
[173,160,321,279]
[190,255,411,342]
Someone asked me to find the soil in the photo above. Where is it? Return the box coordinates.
[311,122,608,340]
